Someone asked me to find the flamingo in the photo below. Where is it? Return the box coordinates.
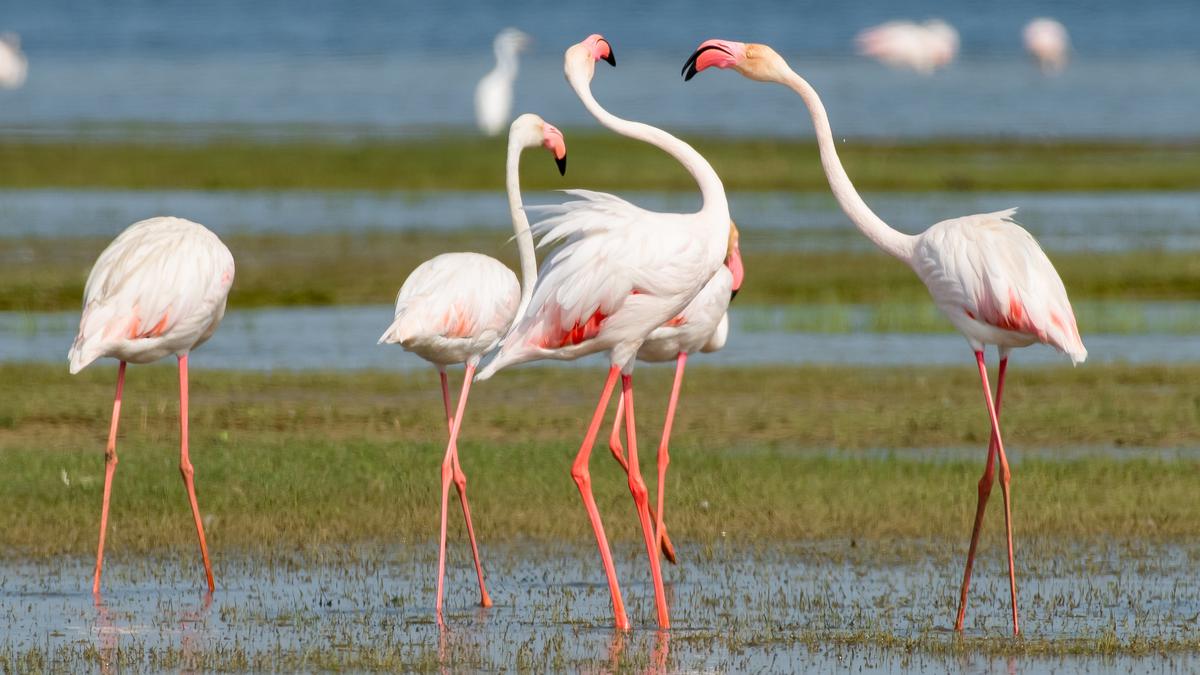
[1024,18,1070,74]
[69,216,236,595]
[475,28,531,136]
[0,32,27,89]
[855,19,959,75]
[475,34,732,631]
[684,39,1087,636]
[378,113,566,623]
[607,221,744,565]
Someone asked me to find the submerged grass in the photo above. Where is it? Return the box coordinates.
[5,231,1200,312]
[1,135,1198,192]
[2,362,1199,557]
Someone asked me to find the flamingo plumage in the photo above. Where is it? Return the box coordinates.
[378,113,566,624]
[475,28,531,136]
[855,19,959,75]
[0,32,27,89]
[685,39,1086,637]
[69,216,236,595]
[477,34,731,631]
[1024,18,1070,74]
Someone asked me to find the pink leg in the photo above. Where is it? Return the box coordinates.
[955,356,1007,631]
[654,353,687,563]
[439,368,491,606]
[971,351,1019,635]
[607,392,677,564]
[570,366,629,630]
[92,361,127,595]
[621,373,670,629]
[177,354,215,593]
[435,363,478,624]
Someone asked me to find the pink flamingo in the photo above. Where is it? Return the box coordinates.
[684,39,1087,636]
[378,113,566,623]
[69,216,236,595]
[1024,18,1070,74]
[607,221,744,565]
[476,34,732,631]
[855,19,959,75]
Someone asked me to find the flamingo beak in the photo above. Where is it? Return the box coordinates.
[726,243,744,300]
[682,39,745,81]
[543,124,567,176]
[587,34,616,66]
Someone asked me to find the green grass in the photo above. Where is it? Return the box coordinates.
[2,135,1198,191]
[2,363,1199,557]
[5,231,1200,313]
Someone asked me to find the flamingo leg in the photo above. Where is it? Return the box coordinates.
[92,360,126,595]
[177,354,215,593]
[435,363,478,624]
[970,351,1019,635]
[438,367,491,607]
[607,391,677,565]
[570,366,629,630]
[621,373,670,629]
[955,356,1007,631]
[654,353,687,562]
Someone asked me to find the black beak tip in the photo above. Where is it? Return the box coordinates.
[603,52,616,67]
[683,65,698,82]
[556,155,567,176]
[730,288,739,301]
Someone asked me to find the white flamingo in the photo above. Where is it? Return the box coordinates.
[475,28,531,136]
[856,19,959,75]
[1024,18,1070,74]
[684,39,1087,636]
[378,113,566,623]
[0,32,27,89]
[69,216,236,595]
[606,221,744,565]
[476,34,731,631]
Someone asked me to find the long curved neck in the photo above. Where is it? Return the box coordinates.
[776,67,915,262]
[506,139,538,320]
[569,71,728,219]
[493,45,519,80]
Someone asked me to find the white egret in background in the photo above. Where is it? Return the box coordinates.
[0,32,27,89]
[70,217,236,595]
[685,38,1088,637]
[378,113,566,624]
[475,28,531,136]
[1024,18,1070,74]
[477,34,732,631]
[856,19,959,75]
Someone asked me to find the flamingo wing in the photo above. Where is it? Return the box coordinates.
[916,209,1086,363]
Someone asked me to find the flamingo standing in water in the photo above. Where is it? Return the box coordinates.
[475,28,531,136]
[855,20,959,75]
[0,32,27,89]
[69,216,236,594]
[684,39,1086,636]
[477,35,732,631]
[1023,18,1070,74]
[379,113,566,623]
[607,221,744,565]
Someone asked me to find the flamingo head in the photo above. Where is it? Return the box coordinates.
[683,39,784,82]
[726,220,744,300]
[564,34,615,82]
[510,113,568,176]
[495,28,531,55]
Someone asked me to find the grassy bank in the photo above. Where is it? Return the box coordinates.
[2,363,1198,557]
[2,136,1198,191]
[5,231,1200,313]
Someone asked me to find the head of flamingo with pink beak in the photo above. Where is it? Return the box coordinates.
[683,39,783,83]
[584,33,616,66]
[542,122,568,175]
[726,221,744,300]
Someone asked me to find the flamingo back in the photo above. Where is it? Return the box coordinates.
[68,217,235,373]
[915,209,1086,364]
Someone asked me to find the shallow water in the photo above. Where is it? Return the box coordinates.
[3,188,1199,253]
[4,541,1199,672]
[4,304,1199,371]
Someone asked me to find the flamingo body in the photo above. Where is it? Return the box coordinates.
[636,266,733,361]
[1024,18,1070,73]
[0,32,27,89]
[379,252,518,366]
[69,217,235,373]
[856,19,958,75]
[475,28,530,136]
